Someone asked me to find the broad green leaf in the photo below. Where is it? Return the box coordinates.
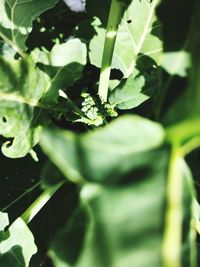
[0,39,87,158]
[109,56,159,110]
[0,213,37,267]
[40,129,84,184]
[89,0,162,77]
[50,148,168,267]
[32,39,86,67]
[32,39,87,102]
[40,115,165,183]
[0,56,49,158]
[44,147,196,267]
[109,69,147,109]
[49,149,196,267]
[0,0,59,54]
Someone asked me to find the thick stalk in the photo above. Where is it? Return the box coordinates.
[20,182,63,224]
[98,0,124,102]
[162,144,183,267]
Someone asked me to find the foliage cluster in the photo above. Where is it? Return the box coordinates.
[0,0,200,266]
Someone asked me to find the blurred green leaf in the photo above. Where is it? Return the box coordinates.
[49,148,168,267]
[161,51,191,77]
[40,115,165,183]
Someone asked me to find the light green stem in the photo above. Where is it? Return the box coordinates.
[98,0,124,102]
[166,117,200,144]
[162,144,183,267]
[20,182,63,224]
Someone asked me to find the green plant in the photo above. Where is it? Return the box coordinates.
[0,0,200,266]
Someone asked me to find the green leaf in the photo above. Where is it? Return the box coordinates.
[49,148,196,267]
[0,0,59,54]
[33,39,87,101]
[0,212,9,241]
[89,0,162,77]
[109,69,147,109]
[42,146,196,267]
[161,51,191,77]
[49,148,168,267]
[0,56,50,158]
[0,39,87,158]
[109,56,160,109]
[40,115,165,183]
[155,0,200,122]
[0,212,37,267]
[109,55,159,110]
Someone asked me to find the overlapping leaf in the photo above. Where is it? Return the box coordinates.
[32,38,87,102]
[0,56,49,158]
[89,0,162,77]
[0,0,59,54]
[0,39,87,158]
[50,151,167,267]
[47,151,195,267]
[109,56,160,110]
[40,115,165,183]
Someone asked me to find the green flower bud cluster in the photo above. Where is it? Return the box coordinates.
[76,92,118,126]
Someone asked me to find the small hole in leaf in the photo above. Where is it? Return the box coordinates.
[2,116,7,123]
[127,20,132,24]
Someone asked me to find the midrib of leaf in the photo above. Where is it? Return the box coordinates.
[120,0,160,75]
[140,47,162,57]
[122,19,137,52]
[1,0,26,56]
[0,92,46,109]
[11,0,17,48]
[10,249,24,265]
[135,0,159,55]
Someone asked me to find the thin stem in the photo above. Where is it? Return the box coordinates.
[1,181,41,212]
[20,182,63,224]
[98,0,124,102]
[181,137,200,157]
[166,117,200,144]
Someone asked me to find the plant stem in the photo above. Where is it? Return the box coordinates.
[162,144,183,267]
[20,182,63,224]
[98,0,124,102]
[181,137,200,157]
[2,181,41,212]
[166,117,200,144]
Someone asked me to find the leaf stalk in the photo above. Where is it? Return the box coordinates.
[20,182,63,224]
